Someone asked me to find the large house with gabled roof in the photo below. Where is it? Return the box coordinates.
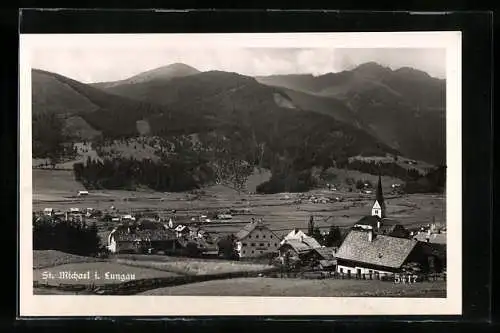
[235,219,281,258]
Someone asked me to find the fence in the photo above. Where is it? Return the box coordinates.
[264,270,446,283]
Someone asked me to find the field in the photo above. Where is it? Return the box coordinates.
[33,168,445,237]
[31,250,445,297]
[139,277,446,297]
[33,250,102,269]
[31,165,445,297]
[113,258,274,276]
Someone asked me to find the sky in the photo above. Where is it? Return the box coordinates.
[31,47,446,83]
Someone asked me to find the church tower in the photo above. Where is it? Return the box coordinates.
[371,173,386,218]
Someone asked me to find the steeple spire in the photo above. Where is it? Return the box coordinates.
[376,173,384,208]
[372,172,386,218]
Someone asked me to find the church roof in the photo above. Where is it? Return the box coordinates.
[375,174,385,208]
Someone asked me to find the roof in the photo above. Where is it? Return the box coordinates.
[313,247,336,260]
[235,220,277,240]
[413,232,447,244]
[375,174,385,208]
[112,228,177,242]
[281,239,314,254]
[355,216,400,229]
[335,230,418,269]
[355,215,381,228]
[302,237,322,249]
[319,259,337,267]
[282,229,308,241]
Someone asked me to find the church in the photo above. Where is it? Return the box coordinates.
[352,174,410,239]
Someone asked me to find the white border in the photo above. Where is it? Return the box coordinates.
[19,32,462,317]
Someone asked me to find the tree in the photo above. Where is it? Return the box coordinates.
[325,225,342,247]
[312,226,323,244]
[401,262,422,275]
[217,234,238,260]
[307,216,314,236]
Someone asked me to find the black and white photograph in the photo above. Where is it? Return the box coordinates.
[19,32,462,316]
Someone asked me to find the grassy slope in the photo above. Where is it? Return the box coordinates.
[32,70,99,115]
[33,250,101,269]
[139,277,446,297]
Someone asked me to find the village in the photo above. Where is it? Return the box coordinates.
[34,175,447,286]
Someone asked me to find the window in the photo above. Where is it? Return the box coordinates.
[260,243,264,247]
[242,250,246,254]
[274,243,277,247]
[242,243,247,246]
[340,268,344,273]
[256,235,259,239]
[270,235,273,239]
[248,235,251,239]
[251,250,254,254]
[263,235,266,238]
[251,243,255,246]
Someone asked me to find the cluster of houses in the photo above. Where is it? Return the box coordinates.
[106,217,219,256]
[37,174,446,277]
[101,174,446,276]
[231,174,446,276]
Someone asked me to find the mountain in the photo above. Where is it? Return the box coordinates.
[32,69,170,141]
[256,62,446,164]
[32,69,398,172]
[91,63,200,90]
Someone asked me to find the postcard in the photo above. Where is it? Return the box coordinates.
[19,31,461,316]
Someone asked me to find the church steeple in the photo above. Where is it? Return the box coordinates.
[372,173,386,218]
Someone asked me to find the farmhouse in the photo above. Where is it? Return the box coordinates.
[235,219,281,258]
[353,174,410,238]
[335,229,443,276]
[107,223,178,254]
[302,246,337,270]
[278,228,327,265]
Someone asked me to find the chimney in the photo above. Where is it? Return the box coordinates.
[368,229,374,242]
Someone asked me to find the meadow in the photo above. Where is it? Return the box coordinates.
[139,277,447,297]
[32,167,446,238]
[31,166,446,296]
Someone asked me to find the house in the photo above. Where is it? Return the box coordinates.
[217,213,233,220]
[234,219,281,258]
[353,174,410,239]
[302,247,337,270]
[353,216,410,238]
[335,229,441,276]
[107,223,178,254]
[77,190,89,196]
[412,230,447,244]
[278,229,323,262]
[43,208,54,216]
[121,214,136,222]
[175,225,191,238]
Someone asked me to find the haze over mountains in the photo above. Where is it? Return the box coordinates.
[32,61,446,167]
